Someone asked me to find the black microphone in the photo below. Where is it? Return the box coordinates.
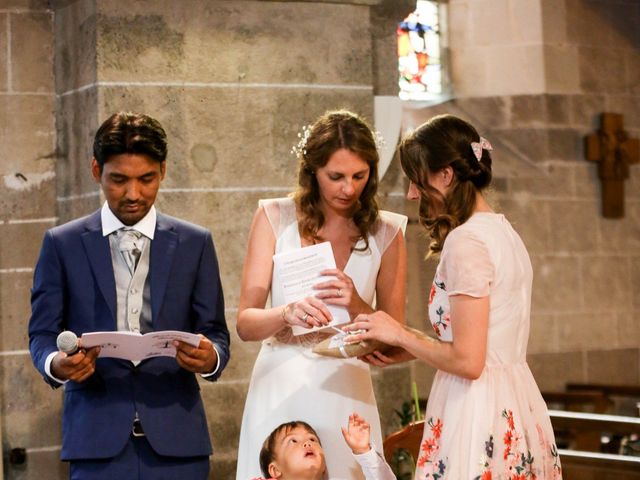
[56,331,80,356]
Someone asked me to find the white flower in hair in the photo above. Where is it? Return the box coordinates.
[290,124,312,157]
[373,131,386,151]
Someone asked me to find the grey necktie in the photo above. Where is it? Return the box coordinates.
[118,229,143,275]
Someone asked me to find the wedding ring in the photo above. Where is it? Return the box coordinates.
[302,312,309,322]
[337,288,343,297]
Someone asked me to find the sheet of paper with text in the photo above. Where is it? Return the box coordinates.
[273,241,350,336]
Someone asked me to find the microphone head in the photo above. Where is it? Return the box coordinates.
[56,331,78,355]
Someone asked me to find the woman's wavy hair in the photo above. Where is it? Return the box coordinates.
[293,110,380,250]
[399,114,492,256]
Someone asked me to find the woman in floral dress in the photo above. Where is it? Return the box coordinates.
[345,115,562,479]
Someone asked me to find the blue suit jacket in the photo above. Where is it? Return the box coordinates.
[28,210,230,461]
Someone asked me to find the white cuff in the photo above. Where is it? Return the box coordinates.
[44,351,68,385]
[199,343,221,378]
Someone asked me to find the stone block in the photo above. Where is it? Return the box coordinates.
[586,348,639,385]
[56,88,99,198]
[0,95,55,174]
[4,449,68,480]
[11,12,54,93]
[582,256,631,312]
[597,203,640,254]
[0,173,56,219]
[578,46,626,94]
[548,200,599,253]
[200,380,249,456]
[569,94,607,128]
[530,255,582,313]
[494,127,548,164]
[0,271,33,351]
[547,128,580,161]
[509,162,575,197]
[543,44,580,94]
[527,313,558,354]
[616,312,640,350]
[511,95,545,126]
[450,47,491,97]
[53,0,97,94]
[573,162,600,199]
[56,194,102,225]
[210,452,237,480]
[1,354,64,448]
[545,95,571,125]
[99,85,372,190]
[96,1,373,86]
[446,1,470,49]
[540,0,567,44]
[632,257,640,309]
[485,45,546,96]
[565,0,612,47]
[498,196,550,254]
[0,223,49,270]
[0,13,6,92]
[448,97,504,131]
[0,0,49,7]
[607,95,640,130]
[606,1,639,51]
[468,0,542,47]
[527,351,584,392]
[557,312,612,351]
[627,50,640,96]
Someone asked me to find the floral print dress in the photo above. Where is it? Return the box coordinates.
[416,213,562,480]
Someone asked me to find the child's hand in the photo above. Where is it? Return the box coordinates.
[341,413,371,455]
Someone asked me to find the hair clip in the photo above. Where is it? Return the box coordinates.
[290,124,312,158]
[470,137,492,161]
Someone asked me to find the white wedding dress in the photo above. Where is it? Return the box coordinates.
[236,197,407,480]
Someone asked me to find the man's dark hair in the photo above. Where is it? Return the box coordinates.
[259,421,320,476]
[93,112,168,169]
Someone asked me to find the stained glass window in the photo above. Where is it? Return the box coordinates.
[397,0,442,101]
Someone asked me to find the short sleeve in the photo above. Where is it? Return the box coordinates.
[440,229,494,297]
[373,210,408,254]
[258,197,297,238]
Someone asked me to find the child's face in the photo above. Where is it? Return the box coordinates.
[269,426,326,479]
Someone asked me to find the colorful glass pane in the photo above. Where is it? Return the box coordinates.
[398,0,442,101]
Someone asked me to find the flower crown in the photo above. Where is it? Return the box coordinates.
[290,124,386,158]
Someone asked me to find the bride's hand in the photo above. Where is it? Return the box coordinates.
[282,296,333,329]
[313,269,369,318]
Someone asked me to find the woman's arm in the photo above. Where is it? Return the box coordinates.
[374,229,407,324]
[346,294,489,380]
[236,207,282,341]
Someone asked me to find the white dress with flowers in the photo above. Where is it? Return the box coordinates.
[416,213,562,480]
[236,197,407,480]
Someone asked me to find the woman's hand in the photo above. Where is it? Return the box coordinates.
[359,346,415,368]
[313,268,370,319]
[282,296,333,329]
[343,311,406,346]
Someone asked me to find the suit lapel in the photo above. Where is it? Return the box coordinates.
[81,211,117,325]
[150,214,178,324]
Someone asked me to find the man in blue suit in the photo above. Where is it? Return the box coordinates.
[28,112,230,480]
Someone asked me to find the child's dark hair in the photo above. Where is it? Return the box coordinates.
[259,421,321,476]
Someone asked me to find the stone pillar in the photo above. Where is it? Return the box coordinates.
[0,1,67,478]
[51,0,408,477]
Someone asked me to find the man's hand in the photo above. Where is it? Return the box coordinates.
[174,335,217,374]
[341,413,372,455]
[51,347,100,383]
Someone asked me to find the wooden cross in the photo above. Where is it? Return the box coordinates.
[585,113,640,218]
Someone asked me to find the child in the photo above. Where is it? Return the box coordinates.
[255,413,395,480]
